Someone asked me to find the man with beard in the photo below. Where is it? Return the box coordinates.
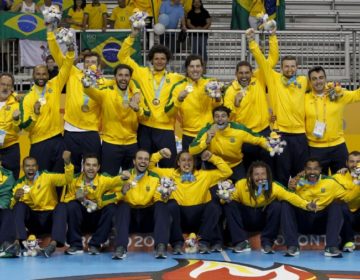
[224,161,316,254]
[165,55,222,151]
[11,151,73,258]
[113,150,170,260]
[306,66,360,174]
[21,35,74,173]
[63,153,130,256]
[224,60,276,172]
[189,105,270,181]
[83,64,149,175]
[248,28,309,186]
[0,73,21,179]
[333,151,360,252]
[117,26,184,167]
[283,158,348,257]
[47,25,106,173]
[149,148,232,254]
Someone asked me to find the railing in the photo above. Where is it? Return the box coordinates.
[1,29,359,89]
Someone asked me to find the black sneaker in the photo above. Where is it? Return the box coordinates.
[88,245,100,255]
[233,240,251,253]
[198,242,211,254]
[172,244,183,255]
[211,243,223,253]
[42,243,56,258]
[0,241,20,258]
[112,246,127,260]
[155,243,167,259]
[285,246,300,257]
[261,245,274,254]
[65,246,84,255]
[324,247,342,258]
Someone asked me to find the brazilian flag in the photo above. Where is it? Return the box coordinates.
[80,31,142,74]
[231,0,285,30]
[0,12,46,40]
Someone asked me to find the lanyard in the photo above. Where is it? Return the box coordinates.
[35,85,46,99]
[152,71,167,100]
[117,87,129,103]
[314,95,326,123]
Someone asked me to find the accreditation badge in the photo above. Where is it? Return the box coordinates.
[312,120,326,138]
[0,130,6,146]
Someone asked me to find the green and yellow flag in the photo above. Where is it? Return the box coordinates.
[80,31,142,74]
[231,0,285,30]
[0,11,46,40]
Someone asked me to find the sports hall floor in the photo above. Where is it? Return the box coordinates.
[2,249,360,279]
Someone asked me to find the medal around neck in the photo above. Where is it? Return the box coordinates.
[81,104,90,112]
[152,98,160,106]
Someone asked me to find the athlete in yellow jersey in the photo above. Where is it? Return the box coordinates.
[118,26,184,167]
[0,73,21,179]
[306,66,360,174]
[11,151,73,258]
[83,64,149,175]
[21,32,74,173]
[63,153,130,256]
[333,151,360,253]
[149,148,232,253]
[283,158,347,257]
[165,54,222,151]
[247,28,309,186]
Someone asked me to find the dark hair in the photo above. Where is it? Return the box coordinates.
[281,55,297,67]
[0,72,15,86]
[246,161,273,205]
[82,153,100,164]
[175,151,196,170]
[114,64,133,76]
[236,61,252,72]
[185,54,204,69]
[72,0,86,10]
[212,105,231,117]
[305,157,321,168]
[23,156,37,166]
[83,52,101,65]
[349,151,360,157]
[45,55,55,63]
[148,44,172,62]
[191,0,207,13]
[308,66,326,79]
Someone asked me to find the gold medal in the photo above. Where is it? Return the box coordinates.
[152,98,160,106]
[81,104,90,112]
[38,97,46,105]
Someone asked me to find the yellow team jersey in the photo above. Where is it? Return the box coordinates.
[10,164,74,211]
[84,3,107,29]
[110,5,133,29]
[294,175,347,211]
[250,0,265,16]
[149,152,232,206]
[0,167,16,209]
[189,122,269,168]
[0,94,20,148]
[333,172,360,212]
[121,169,162,207]
[118,35,184,130]
[165,77,222,137]
[249,36,309,133]
[67,8,84,30]
[84,82,150,145]
[305,89,360,147]
[62,172,125,209]
[233,179,309,210]
[20,50,74,144]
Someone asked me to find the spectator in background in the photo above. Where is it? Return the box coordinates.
[45,55,59,79]
[0,0,13,10]
[186,0,211,63]
[159,0,185,53]
[108,0,134,30]
[66,0,86,30]
[12,0,40,13]
[39,0,52,13]
[84,0,107,31]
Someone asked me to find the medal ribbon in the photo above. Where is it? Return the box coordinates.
[152,71,167,102]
